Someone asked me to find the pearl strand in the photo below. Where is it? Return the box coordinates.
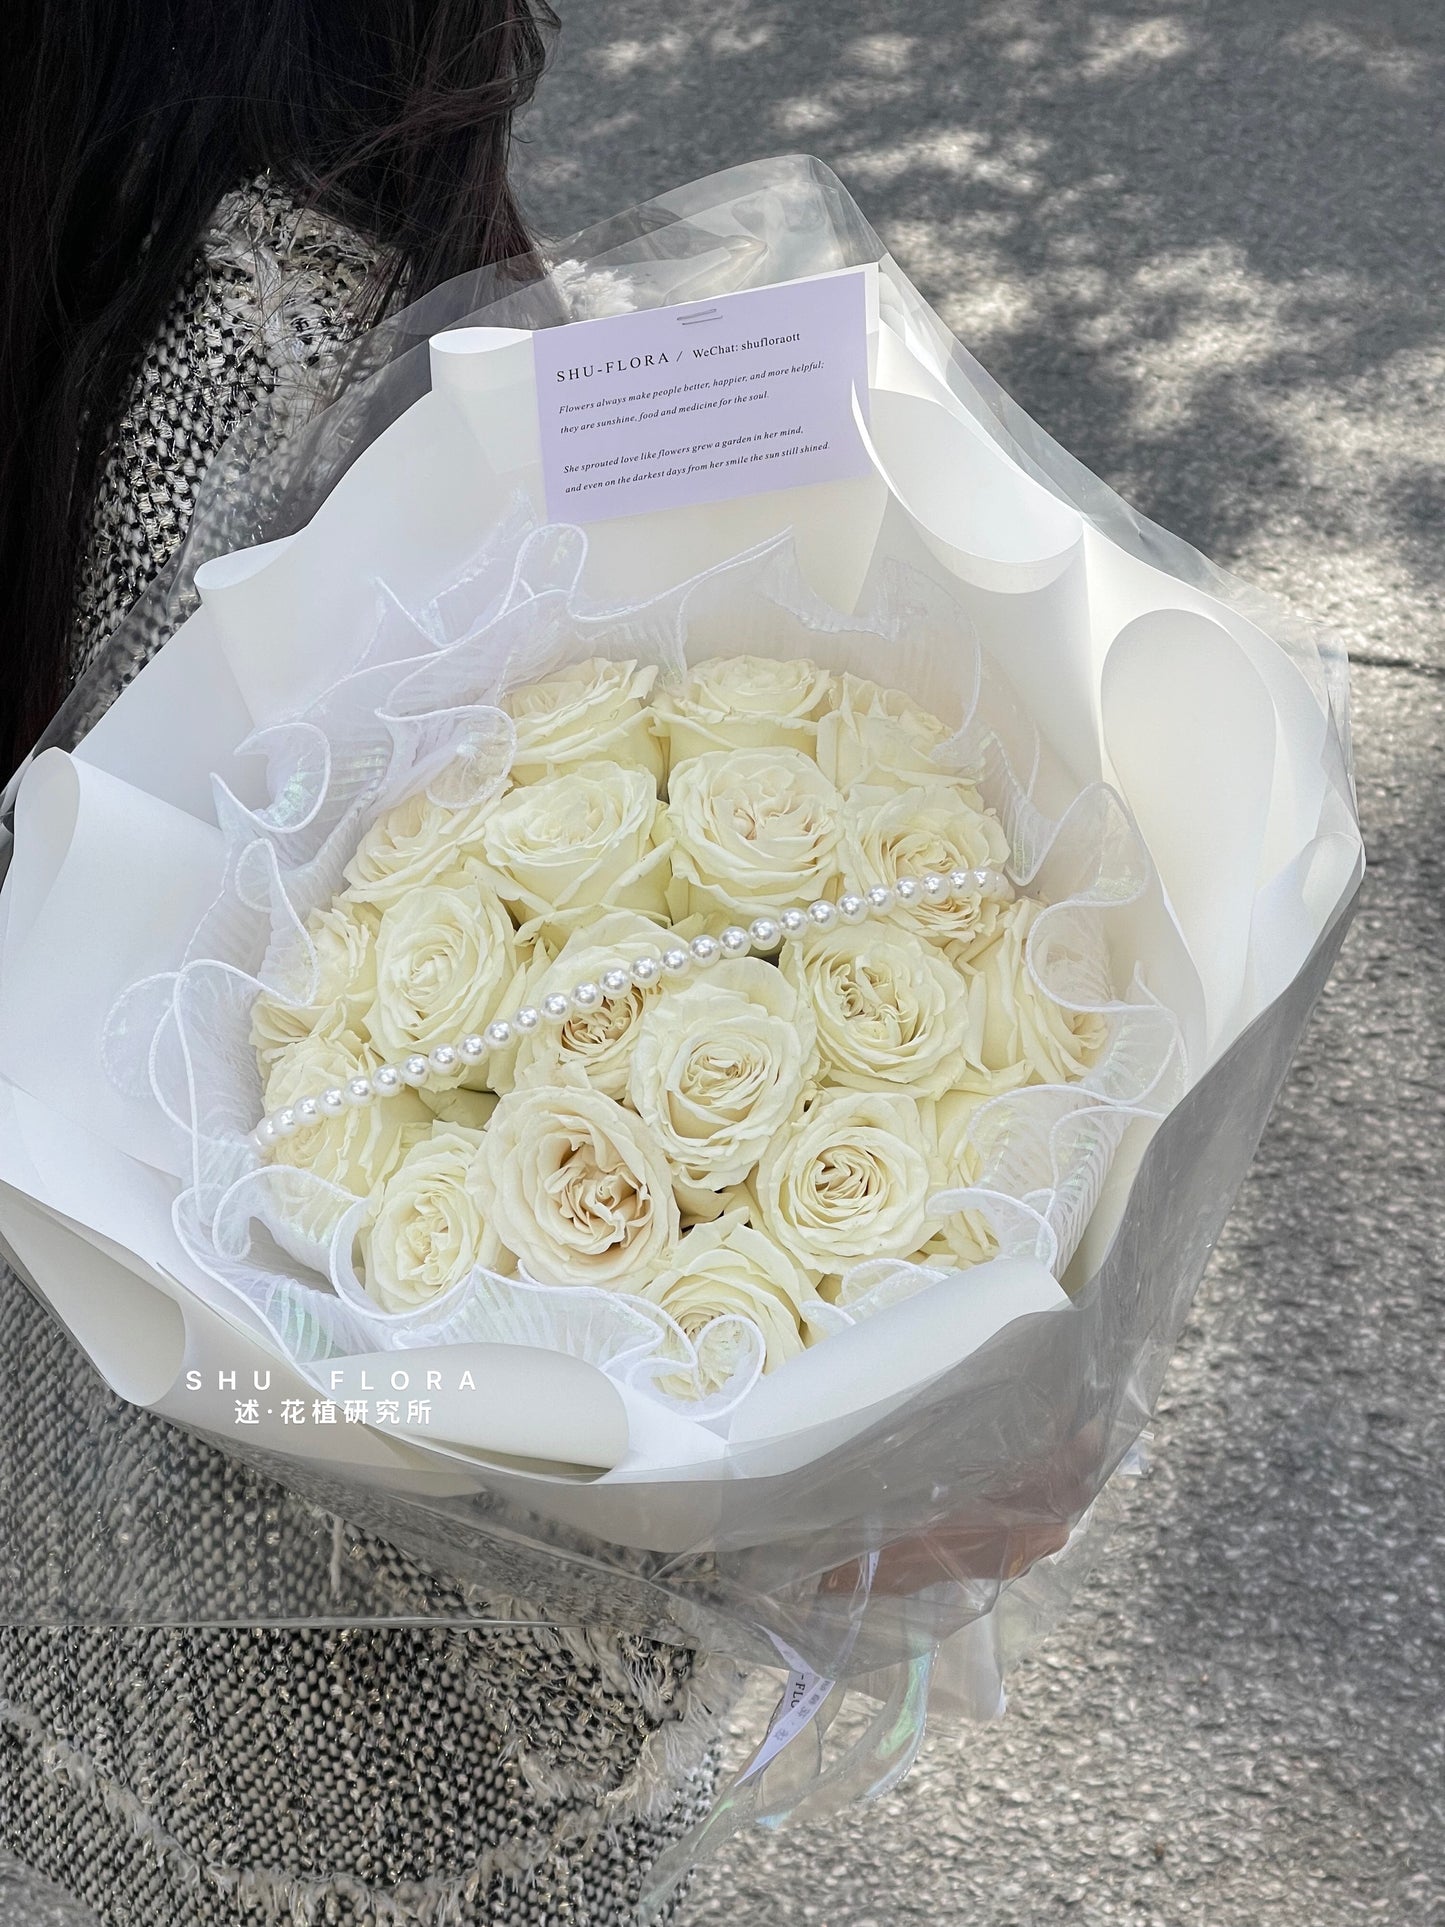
[251,867,1012,1152]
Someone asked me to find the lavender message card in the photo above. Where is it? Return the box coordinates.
[533,270,873,524]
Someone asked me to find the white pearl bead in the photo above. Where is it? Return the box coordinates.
[428,1045,459,1077]
[485,1018,513,1048]
[807,899,837,930]
[864,883,894,913]
[749,917,781,950]
[661,945,691,977]
[838,893,867,924]
[372,1066,403,1097]
[513,1005,541,1033]
[921,871,947,901]
[779,908,807,938]
[571,980,602,1011]
[345,1076,374,1107]
[274,1107,300,1138]
[254,1116,278,1147]
[894,876,921,905]
[542,992,571,1023]
[600,967,631,998]
[401,1055,430,1087]
[948,868,974,896]
[459,1033,488,1064]
[319,1087,347,1118]
[630,954,661,987]
[295,1097,320,1126]
[719,925,751,958]
[688,934,721,968]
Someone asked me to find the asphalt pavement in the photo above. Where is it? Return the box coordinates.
[515,5,1445,1923]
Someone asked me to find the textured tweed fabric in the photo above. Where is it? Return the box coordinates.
[0,177,734,1927]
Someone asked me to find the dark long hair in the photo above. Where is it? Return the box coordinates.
[0,0,556,778]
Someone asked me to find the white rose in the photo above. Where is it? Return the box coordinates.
[756,1087,936,1277]
[666,747,844,918]
[251,901,379,1073]
[653,655,833,767]
[264,1016,430,1204]
[477,1084,680,1288]
[817,673,962,794]
[637,1211,820,1396]
[366,877,519,1070]
[781,922,982,1100]
[969,898,1109,1086]
[843,780,1012,953]
[913,1089,997,1271]
[476,763,672,944]
[342,788,496,909]
[360,1126,512,1314]
[626,960,817,1218]
[496,911,667,1101]
[505,657,664,785]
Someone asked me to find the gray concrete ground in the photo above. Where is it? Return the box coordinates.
[516,5,1445,1923]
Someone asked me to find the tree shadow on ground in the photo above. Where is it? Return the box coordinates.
[519,0,1445,621]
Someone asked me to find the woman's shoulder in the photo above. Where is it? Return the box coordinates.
[200,173,379,393]
[70,175,378,685]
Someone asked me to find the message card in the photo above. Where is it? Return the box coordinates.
[533,270,873,523]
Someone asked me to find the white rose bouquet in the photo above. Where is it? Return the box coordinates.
[111,541,1176,1433]
[0,159,1360,1876]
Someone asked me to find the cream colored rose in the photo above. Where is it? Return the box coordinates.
[505,657,664,785]
[756,1088,936,1277]
[264,1016,430,1202]
[637,1211,819,1396]
[970,898,1109,1087]
[476,763,671,944]
[782,922,981,1100]
[626,960,817,1217]
[843,780,1012,953]
[359,1126,511,1314]
[477,1084,679,1288]
[914,1088,997,1270]
[366,877,519,1069]
[666,746,844,918]
[497,911,667,1101]
[342,788,495,909]
[654,655,832,767]
[251,901,379,1073]
[817,673,962,794]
